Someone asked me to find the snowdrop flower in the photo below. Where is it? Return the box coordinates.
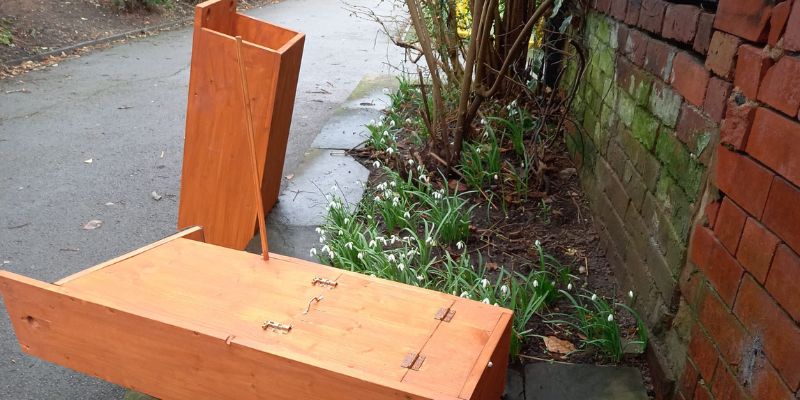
[408,159,415,166]
[493,174,499,180]
[387,254,396,263]
[403,211,411,219]
[483,130,490,138]
[392,197,400,207]
[389,120,396,127]
[535,239,541,247]
[389,181,396,187]
[494,302,500,307]
[521,162,526,168]
[405,118,413,124]
[420,174,430,183]
[628,290,634,299]
[373,195,381,202]
[406,249,416,258]
[369,240,377,248]
[369,119,376,125]
[369,273,376,277]
[433,191,443,200]
[460,291,471,299]
[480,118,487,125]
[319,236,326,244]
[315,227,325,235]
[480,278,490,289]
[482,298,491,304]
[387,147,395,155]
[382,130,390,137]
[373,160,381,168]
[309,248,317,257]
[345,242,354,250]
[343,218,350,225]
[607,314,614,322]
[357,252,364,260]
[397,263,405,271]
[338,229,344,235]
[532,280,539,288]
[456,241,465,250]
[567,283,573,291]
[475,147,481,154]
[591,294,598,301]
[321,245,331,253]
[417,275,425,282]
[417,165,424,173]
[425,236,434,245]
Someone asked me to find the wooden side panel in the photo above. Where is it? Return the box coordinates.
[233,13,299,51]
[0,271,459,400]
[459,313,512,400]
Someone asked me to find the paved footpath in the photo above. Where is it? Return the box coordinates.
[0,0,403,398]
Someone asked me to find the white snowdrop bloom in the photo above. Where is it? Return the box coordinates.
[494,302,500,307]
[369,273,376,277]
[389,181,396,187]
[420,174,430,183]
[475,147,481,154]
[392,197,400,207]
[405,118,413,124]
[406,249,416,258]
[483,130,490,138]
[345,242,354,250]
[493,174,499,180]
[343,218,350,225]
[500,285,509,295]
[329,201,340,210]
[628,290,634,299]
[315,227,324,235]
[417,165,424,173]
[390,235,398,244]
[397,263,405,271]
[357,252,364,260]
[367,214,373,220]
[403,211,411,219]
[607,314,614,322]
[567,283,573,291]
[321,245,331,253]
[338,229,344,235]
[309,248,317,257]
[376,182,386,190]
[387,254,396,263]
[533,280,539,288]
[480,278,490,289]
[387,147,395,155]
[417,275,425,282]
[425,236,434,245]
[481,118,487,125]
[369,240,377,248]
[382,130,390,137]
[460,291,470,298]
[408,159,415,166]
[373,195,381,202]
[389,119,396,127]
[373,160,381,168]
[433,191,443,200]
[319,236,326,244]
[591,294,598,301]
[325,194,333,201]
[482,298,491,304]
[456,241,465,250]
[535,239,541,247]
[521,162,526,168]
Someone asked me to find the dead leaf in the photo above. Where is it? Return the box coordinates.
[82,220,103,230]
[486,262,499,271]
[542,336,575,354]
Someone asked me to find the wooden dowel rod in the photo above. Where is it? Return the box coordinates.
[234,36,269,261]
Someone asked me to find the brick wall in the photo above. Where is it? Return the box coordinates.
[565,1,800,399]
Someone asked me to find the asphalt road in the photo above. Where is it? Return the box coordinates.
[0,0,403,397]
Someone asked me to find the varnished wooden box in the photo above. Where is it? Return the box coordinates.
[0,228,512,400]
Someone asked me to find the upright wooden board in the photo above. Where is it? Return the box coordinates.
[177,0,305,250]
[0,238,512,400]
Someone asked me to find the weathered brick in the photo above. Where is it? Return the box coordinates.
[594,0,612,13]
[638,0,666,34]
[757,55,800,118]
[644,38,676,81]
[736,217,780,283]
[693,12,715,55]
[782,0,800,51]
[734,44,773,100]
[749,358,794,400]
[700,235,744,306]
[710,362,748,400]
[655,130,704,197]
[655,174,694,239]
[747,107,800,188]
[625,0,641,25]
[720,93,757,150]
[768,0,793,46]
[705,200,721,229]
[649,81,682,127]
[705,31,742,79]
[714,146,774,218]
[680,260,704,309]
[766,244,800,323]
[714,197,747,255]
[688,324,718,381]
[598,158,631,216]
[662,4,701,44]
[734,275,800,389]
[676,105,715,157]
[694,384,713,400]
[609,0,627,21]
[616,57,652,105]
[671,52,710,107]
[763,177,800,255]
[689,226,714,282]
[678,358,699,399]
[625,29,648,66]
[704,77,731,123]
[631,107,660,150]
[714,0,774,42]
[623,161,648,210]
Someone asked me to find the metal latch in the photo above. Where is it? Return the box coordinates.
[262,320,292,334]
[400,352,426,370]
[311,277,338,288]
[434,307,456,322]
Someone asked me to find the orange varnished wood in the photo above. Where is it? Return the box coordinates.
[178,0,305,249]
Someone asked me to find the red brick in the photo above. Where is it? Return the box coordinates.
[736,217,780,283]
[706,200,721,229]
[748,107,800,188]
[624,29,648,66]
[672,52,710,107]
[625,0,641,25]
[680,262,704,309]
[694,384,713,400]
[734,275,800,389]
[643,38,676,81]
[766,245,800,322]
[609,0,627,20]
[749,357,795,400]
[688,324,718,381]
[784,0,800,51]
[714,197,747,255]
[715,145,774,218]
[711,361,747,400]
[638,0,666,34]
[714,0,774,42]
[594,0,612,13]
[690,225,715,269]
[720,94,757,149]
[662,5,700,44]
[734,44,774,100]
[706,31,742,79]
[678,358,699,398]
[704,77,732,123]
[769,0,794,46]
[758,56,800,117]
[698,235,744,306]
[693,12,715,55]
[763,178,800,255]
[700,289,748,366]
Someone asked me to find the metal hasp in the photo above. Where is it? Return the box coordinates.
[434,307,456,322]
[401,352,426,371]
[262,320,292,334]
[311,277,338,288]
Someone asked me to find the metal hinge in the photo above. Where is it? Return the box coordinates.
[400,352,426,370]
[262,320,292,334]
[434,307,456,322]
[311,277,338,288]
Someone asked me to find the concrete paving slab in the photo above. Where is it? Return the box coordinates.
[524,363,648,400]
[504,367,525,400]
[311,108,380,150]
[340,74,397,111]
